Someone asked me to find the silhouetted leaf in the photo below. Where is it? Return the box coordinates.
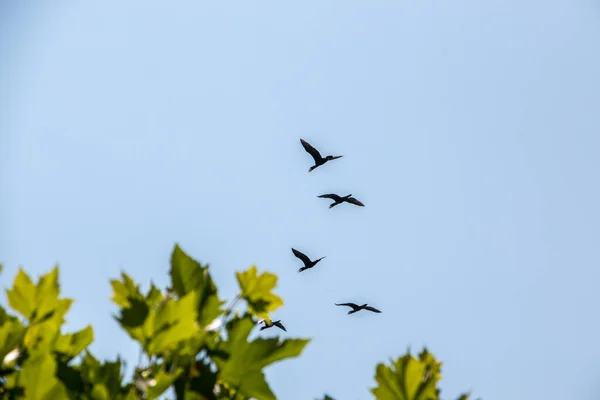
[236,266,283,319]
[118,297,150,328]
[56,361,85,393]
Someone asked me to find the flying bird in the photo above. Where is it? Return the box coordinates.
[300,139,343,172]
[259,319,287,332]
[335,302,382,314]
[292,248,326,273]
[318,193,365,208]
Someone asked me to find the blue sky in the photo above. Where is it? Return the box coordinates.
[2,1,600,399]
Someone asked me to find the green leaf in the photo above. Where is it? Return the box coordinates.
[55,325,94,360]
[147,368,184,399]
[170,244,205,297]
[146,291,200,355]
[19,352,68,399]
[199,294,225,327]
[6,268,36,319]
[235,266,283,319]
[371,349,441,400]
[110,272,143,308]
[0,320,25,366]
[118,297,150,328]
[33,266,61,322]
[79,352,126,397]
[90,384,110,400]
[215,316,309,400]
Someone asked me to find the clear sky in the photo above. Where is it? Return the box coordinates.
[2,1,600,399]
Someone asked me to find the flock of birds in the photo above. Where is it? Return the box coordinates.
[259,139,381,333]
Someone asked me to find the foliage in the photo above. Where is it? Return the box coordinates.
[371,348,476,400]
[0,244,477,399]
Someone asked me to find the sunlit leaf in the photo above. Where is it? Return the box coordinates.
[0,320,25,367]
[5,268,36,319]
[19,352,68,399]
[215,316,309,400]
[147,368,184,399]
[236,266,283,319]
[170,244,205,297]
[371,349,444,400]
[147,291,199,355]
[55,325,94,360]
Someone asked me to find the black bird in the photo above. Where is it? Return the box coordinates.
[259,319,287,332]
[292,248,326,273]
[318,193,365,208]
[300,139,343,172]
[335,302,382,314]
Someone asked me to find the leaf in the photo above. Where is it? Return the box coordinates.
[371,349,441,400]
[235,266,283,319]
[147,368,184,399]
[170,244,205,297]
[55,325,94,360]
[19,352,68,399]
[146,291,199,355]
[110,272,143,308]
[0,320,26,366]
[118,297,150,328]
[79,352,126,397]
[199,294,225,327]
[33,266,61,322]
[5,268,36,319]
[215,316,309,400]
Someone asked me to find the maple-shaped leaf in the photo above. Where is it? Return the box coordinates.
[214,316,309,400]
[235,266,283,319]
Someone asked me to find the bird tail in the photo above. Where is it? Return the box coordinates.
[309,166,316,172]
[329,203,338,209]
[298,267,307,273]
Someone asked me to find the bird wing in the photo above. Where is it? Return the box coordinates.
[335,302,359,311]
[300,139,323,162]
[318,193,342,202]
[291,248,312,265]
[274,321,287,332]
[364,306,382,313]
[346,197,365,207]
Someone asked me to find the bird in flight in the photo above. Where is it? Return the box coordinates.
[292,248,326,273]
[318,193,365,209]
[335,302,382,314]
[300,139,343,172]
[259,319,287,332]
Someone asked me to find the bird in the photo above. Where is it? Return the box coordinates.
[292,248,326,273]
[258,319,287,332]
[300,139,343,172]
[335,302,382,314]
[318,193,365,208]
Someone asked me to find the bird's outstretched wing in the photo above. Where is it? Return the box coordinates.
[346,197,365,207]
[364,306,382,313]
[318,194,342,202]
[273,321,287,332]
[291,248,312,265]
[335,302,360,311]
[300,139,323,163]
